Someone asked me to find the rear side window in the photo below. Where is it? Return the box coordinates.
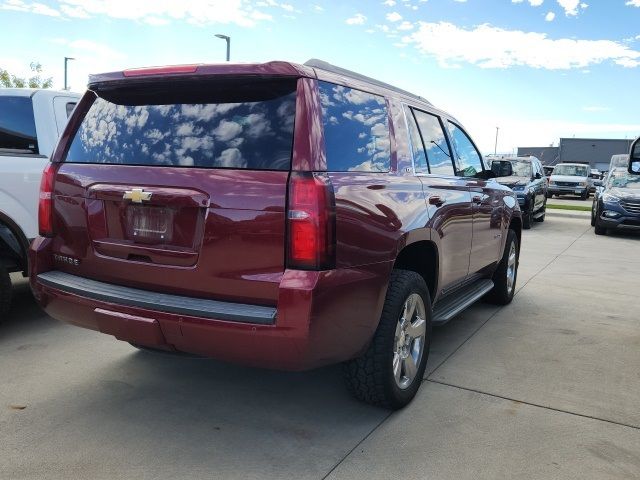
[318,81,390,172]
[412,109,454,176]
[65,79,297,170]
[0,96,38,154]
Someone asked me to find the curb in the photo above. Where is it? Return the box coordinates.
[546,209,591,220]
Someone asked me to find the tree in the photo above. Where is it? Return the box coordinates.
[0,62,53,89]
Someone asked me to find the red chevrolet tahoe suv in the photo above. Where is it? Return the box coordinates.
[30,60,522,409]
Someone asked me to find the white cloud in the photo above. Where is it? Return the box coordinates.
[213,119,243,141]
[626,0,640,6]
[404,21,640,70]
[1,0,60,16]
[2,0,274,27]
[512,0,546,6]
[215,148,246,168]
[346,13,366,25]
[386,11,402,22]
[382,0,396,5]
[545,11,555,20]
[397,20,414,30]
[557,0,587,16]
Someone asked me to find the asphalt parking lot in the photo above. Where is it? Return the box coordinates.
[1,213,639,480]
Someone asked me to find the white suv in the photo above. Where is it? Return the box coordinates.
[0,88,80,319]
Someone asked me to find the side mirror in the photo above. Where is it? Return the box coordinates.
[534,172,542,179]
[629,137,640,174]
[490,160,513,177]
[593,179,602,187]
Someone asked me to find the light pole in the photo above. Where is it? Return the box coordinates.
[64,56,75,90]
[214,34,231,61]
[494,126,499,155]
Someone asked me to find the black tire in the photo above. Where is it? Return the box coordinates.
[580,191,588,201]
[534,201,546,223]
[485,229,519,305]
[0,267,11,322]
[594,220,607,236]
[523,205,533,230]
[343,270,432,410]
[590,203,596,226]
[545,192,552,199]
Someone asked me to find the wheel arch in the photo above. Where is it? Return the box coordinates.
[0,210,30,274]
[508,215,522,250]
[392,239,439,301]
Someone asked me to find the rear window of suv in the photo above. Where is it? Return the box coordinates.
[65,79,297,170]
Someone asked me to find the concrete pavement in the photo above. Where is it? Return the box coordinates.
[1,215,639,479]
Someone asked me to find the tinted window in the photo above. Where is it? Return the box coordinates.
[65,80,297,170]
[405,108,428,173]
[65,102,77,118]
[447,122,483,177]
[412,110,454,176]
[318,81,390,172]
[0,96,38,154]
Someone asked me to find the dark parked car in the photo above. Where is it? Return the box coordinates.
[30,60,522,409]
[489,156,547,229]
[592,169,640,235]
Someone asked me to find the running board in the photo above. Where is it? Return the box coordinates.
[432,279,494,326]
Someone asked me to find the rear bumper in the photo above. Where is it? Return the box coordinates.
[30,238,391,371]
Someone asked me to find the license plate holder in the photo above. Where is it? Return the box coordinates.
[126,205,174,244]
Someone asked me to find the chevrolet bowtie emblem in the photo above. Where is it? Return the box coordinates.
[123,188,152,203]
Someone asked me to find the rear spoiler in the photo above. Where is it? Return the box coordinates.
[88,61,316,86]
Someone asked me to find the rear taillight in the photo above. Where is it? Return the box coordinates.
[38,162,58,237]
[287,172,336,270]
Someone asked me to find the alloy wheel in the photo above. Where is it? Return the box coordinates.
[506,241,517,295]
[392,293,427,389]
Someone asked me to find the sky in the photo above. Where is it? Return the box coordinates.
[1,0,639,153]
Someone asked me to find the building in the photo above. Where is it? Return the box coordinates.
[518,138,634,171]
[516,146,559,165]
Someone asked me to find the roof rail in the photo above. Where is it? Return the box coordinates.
[304,58,431,105]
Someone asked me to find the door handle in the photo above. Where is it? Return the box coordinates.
[472,195,483,204]
[428,195,446,207]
